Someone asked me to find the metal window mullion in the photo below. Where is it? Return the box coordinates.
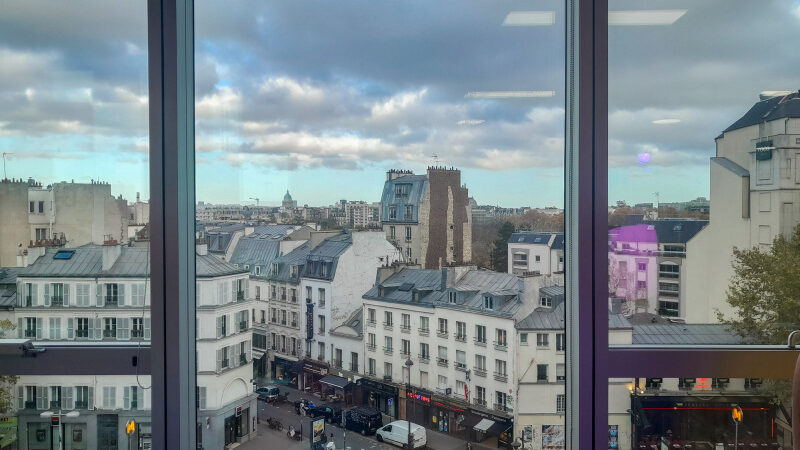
[149,0,196,449]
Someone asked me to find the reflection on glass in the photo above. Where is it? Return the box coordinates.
[195,1,565,448]
[0,1,151,448]
[609,377,790,449]
[608,0,800,344]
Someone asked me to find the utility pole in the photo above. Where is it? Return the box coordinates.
[2,152,13,180]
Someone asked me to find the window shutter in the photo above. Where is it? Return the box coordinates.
[245,279,250,298]
[36,386,47,409]
[123,386,131,410]
[67,318,74,340]
[216,349,222,372]
[232,345,239,367]
[17,318,23,338]
[17,386,23,409]
[16,282,23,307]
[64,387,74,410]
[232,280,236,302]
[137,386,144,409]
[118,284,126,306]
[94,318,103,340]
[144,283,150,306]
[118,318,130,340]
[30,284,38,306]
[144,318,151,340]
[88,387,94,410]
[216,317,222,338]
[36,318,43,339]
[97,283,104,307]
[245,340,251,362]
[63,283,69,307]
[43,283,50,307]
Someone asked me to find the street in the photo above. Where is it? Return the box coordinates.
[234,386,478,450]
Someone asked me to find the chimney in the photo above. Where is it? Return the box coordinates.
[136,192,140,202]
[196,242,208,256]
[102,237,122,270]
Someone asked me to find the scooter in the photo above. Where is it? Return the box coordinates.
[287,425,303,441]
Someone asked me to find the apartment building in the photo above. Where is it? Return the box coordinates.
[507,232,565,276]
[381,167,472,269]
[0,178,130,267]
[685,91,800,323]
[361,265,533,445]
[8,243,257,449]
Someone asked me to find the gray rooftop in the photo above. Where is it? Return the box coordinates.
[711,157,750,177]
[266,242,311,283]
[631,323,743,345]
[723,91,800,134]
[196,253,248,278]
[0,268,18,308]
[19,245,150,278]
[517,303,632,331]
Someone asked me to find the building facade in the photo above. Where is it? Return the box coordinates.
[507,233,565,277]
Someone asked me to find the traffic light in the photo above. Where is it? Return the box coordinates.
[126,419,136,435]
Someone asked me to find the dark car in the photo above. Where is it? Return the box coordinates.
[306,405,342,423]
[342,407,383,435]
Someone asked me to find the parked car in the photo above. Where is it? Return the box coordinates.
[306,405,343,423]
[342,407,383,435]
[376,421,427,449]
[256,385,281,402]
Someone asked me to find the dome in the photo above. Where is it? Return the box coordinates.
[283,190,292,201]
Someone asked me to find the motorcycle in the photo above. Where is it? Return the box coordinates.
[287,425,303,441]
[266,416,284,431]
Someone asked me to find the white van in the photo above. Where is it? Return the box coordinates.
[376,420,427,449]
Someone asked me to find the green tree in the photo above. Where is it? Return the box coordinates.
[718,225,800,344]
[0,319,18,414]
[490,221,516,273]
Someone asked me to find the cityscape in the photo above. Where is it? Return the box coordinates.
[0,88,798,449]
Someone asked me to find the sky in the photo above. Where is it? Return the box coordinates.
[1,1,799,208]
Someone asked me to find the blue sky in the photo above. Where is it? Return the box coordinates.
[1,1,799,207]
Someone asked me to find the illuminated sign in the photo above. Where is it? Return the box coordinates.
[732,406,743,423]
[236,406,242,417]
[407,390,430,403]
[695,377,711,390]
[126,420,136,435]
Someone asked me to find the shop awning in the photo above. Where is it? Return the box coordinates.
[487,422,511,437]
[319,375,351,390]
[474,418,494,433]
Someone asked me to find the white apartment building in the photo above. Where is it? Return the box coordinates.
[607,224,658,316]
[362,265,542,445]
[507,232,565,276]
[6,243,257,450]
[685,91,800,323]
[328,307,364,383]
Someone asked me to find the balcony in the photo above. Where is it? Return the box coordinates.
[418,327,429,336]
[237,291,245,301]
[493,341,508,351]
[367,343,376,351]
[291,296,297,303]
[291,321,298,327]
[493,403,509,413]
[50,400,62,409]
[103,330,116,339]
[454,333,467,343]
[104,297,119,307]
[455,363,467,372]
[333,359,343,369]
[436,330,448,339]
[24,329,35,338]
[400,351,411,359]
[221,359,230,369]
[281,294,287,301]
[473,398,487,407]
[24,400,36,410]
[367,319,376,328]
[383,375,392,383]
[383,322,393,331]
[74,401,88,409]
[658,271,679,279]
[383,347,393,356]
[494,372,508,382]
[474,337,487,347]
[240,354,247,365]
[658,307,680,317]
[400,325,411,334]
[418,355,430,364]
[239,321,248,331]
[473,368,487,377]
[437,357,448,367]
[281,320,287,326]
[51,296,64,306]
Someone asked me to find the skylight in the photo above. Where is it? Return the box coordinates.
[53,250,75,260]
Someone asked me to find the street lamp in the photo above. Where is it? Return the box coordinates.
[404,358,414,450]
[40,410,80,450]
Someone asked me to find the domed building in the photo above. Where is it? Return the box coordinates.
[281,190,296,212]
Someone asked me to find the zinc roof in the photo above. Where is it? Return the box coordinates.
[631,324,743,345]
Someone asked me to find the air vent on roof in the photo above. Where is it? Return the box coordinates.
[54,250,75,260]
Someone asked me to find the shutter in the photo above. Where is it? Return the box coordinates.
[88,387,94,410]
[64,387,74,410]
[232,280,237,302]
[216,349,222,372]
[144,283,150,306]
[97,283,104,306]
[245,340,251,362]
[118,284,126,307]
[144,318,151,340]
[17,318,23,338]
[118,318,129,340]
[137,387,144,410]
[16,282,23,307]
[94,318,102,340]
[63,283,69,307]
[17,386,23,410]
[216,317,222,338]
[67,318,74,340]
[36,318,43,339]
[245,279,250,298]
[36,386,47,409]
[43,284,50,307]
[123,386,131,410]
[30,284,37,306]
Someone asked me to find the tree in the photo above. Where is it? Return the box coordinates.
[490,221,516,273]
[718,225,800,344]
[718,225,800,427]
[0,319,18,414]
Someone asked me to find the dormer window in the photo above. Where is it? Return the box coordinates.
[389,206,397,219]
[448,291,457,304]
[405,205,413,218]
[255,266,261,275]
[271,263,279,274]
[483,295,494,309]
[290,265,299,278]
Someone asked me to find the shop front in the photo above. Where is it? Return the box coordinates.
[464,407,514,449]
[356,378,398,417]
[301,360,330,394]
[318,374,354,404]
[272,356,300,388]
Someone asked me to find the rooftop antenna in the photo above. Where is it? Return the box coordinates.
[2,152,13,180]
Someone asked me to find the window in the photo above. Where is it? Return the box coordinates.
[103,318,117,339]
[367,308,376,324]
[255,266,261,275]
[438,375,448,389]
[537,333,549,348]
[537,364,548,382]
[556,333,566,352]
[420,343,429,359]
[482,295,493,309]
[76,318,89,339]
[540,296,552,307]
[368,333,376,348]
[389,226,396,239]
[495,359,507,376]
[637,262,647,271]
[456,350,466,369]
[280,287,286,300]
[406,247,411,259]
[520,333,528,345]
[132,318,144,338]
[29,201,34,213]
[405,225,412,240]
[495,392,508,412]
[389,206,397,219]
[476,386,486,406]
[535,255,541,262]
[384,311,393,326]
[448,291,457,303]
[384,336,393,352]
[402,339,411,356]
[395,183,411,198]
[318,288,325,307]
[475,355,486,371]
[318,314,325,333]
[48,317,61,340]
[420,316,429,332]
[556,394,566,413]
[438,318,447,334]
[318,342,325,359]
[401,313,410,330]
[556,363,566,381]
[75,387,91,410]
[290,288,297,302]
[456,321,466,340]
[495,329,507,347]
[105,283,119,306]
[368,358,376,376]
[475,325,486,344]
[405,205,413,218]
[384,362,392,379]
[38,201,44,213]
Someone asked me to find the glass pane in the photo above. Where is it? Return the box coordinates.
[608,0,800,344]
[608,377,791,449]
[0,1,152,448]
[195,1,566,448]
